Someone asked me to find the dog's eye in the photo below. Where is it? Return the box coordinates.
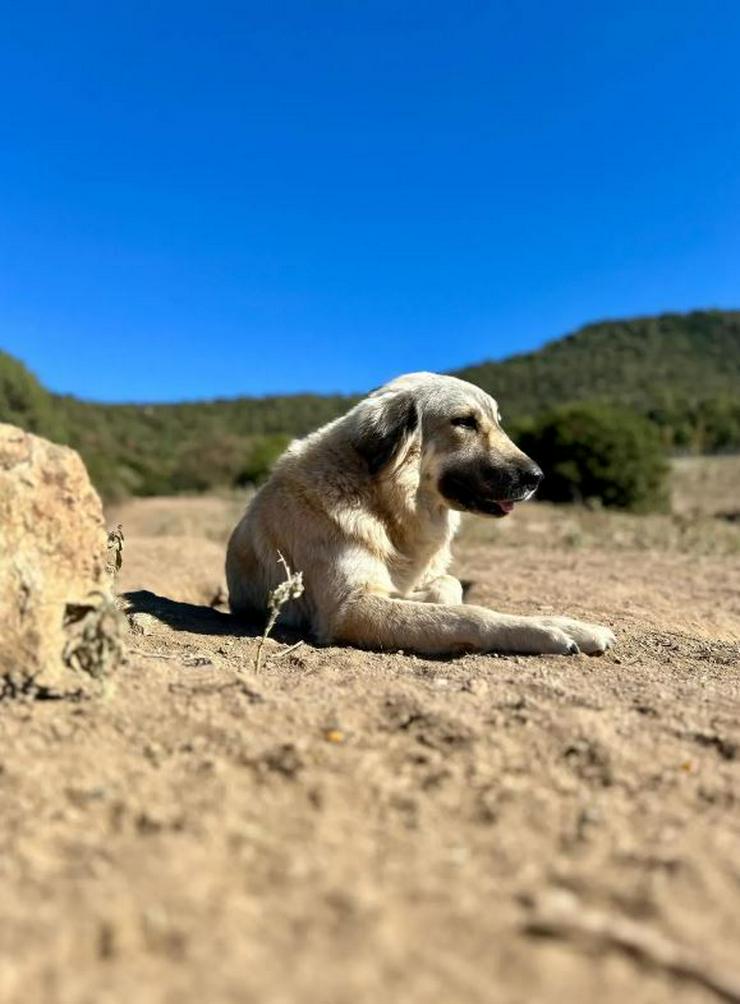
[451,415,479,431]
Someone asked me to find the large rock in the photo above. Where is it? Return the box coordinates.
[0,424,120,694]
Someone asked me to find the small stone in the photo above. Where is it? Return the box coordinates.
[128,612,159,636]
[463,677,488,696]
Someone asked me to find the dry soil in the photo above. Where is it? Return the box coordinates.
[1,458,738,1004]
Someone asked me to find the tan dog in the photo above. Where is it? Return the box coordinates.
[226,373,615,656]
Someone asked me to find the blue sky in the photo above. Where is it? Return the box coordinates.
[1,1,739,402]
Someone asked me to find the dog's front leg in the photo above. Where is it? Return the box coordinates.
[408,574,463,606]
[327,591,609,656]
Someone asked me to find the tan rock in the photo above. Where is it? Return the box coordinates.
[0,423,120,694]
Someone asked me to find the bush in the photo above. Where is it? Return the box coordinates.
[517,403,669,512]
[234,434,291,486]
[647,395,740,453]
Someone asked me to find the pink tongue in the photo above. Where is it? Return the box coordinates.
[497,500,515,513]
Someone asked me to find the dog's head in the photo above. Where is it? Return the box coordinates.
[351,372,542,517]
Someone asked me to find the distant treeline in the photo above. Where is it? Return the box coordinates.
[2,309,739,500]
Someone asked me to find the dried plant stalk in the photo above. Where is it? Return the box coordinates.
[253,552,304,673]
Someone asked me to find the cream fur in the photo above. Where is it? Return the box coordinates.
[226,373,616,657]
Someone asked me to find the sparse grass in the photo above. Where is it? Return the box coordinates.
[463,454,740,557]
[106,491,252,544]
[462,502,740,557]
[671,454,740,517]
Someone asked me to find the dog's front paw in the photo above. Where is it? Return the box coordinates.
[497,622,582,656]
[538,617,616,656]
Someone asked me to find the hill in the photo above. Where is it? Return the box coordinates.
[2,309,739,498]
[456,309,740,416]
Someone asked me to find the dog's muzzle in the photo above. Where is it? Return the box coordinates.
[438,461,543,517]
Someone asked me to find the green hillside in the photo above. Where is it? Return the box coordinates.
[2,309,739,499]
[456,309,740,417]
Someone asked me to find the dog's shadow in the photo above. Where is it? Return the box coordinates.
[123,582,479,655]
[122,590,304,645]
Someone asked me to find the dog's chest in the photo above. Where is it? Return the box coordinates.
[388,510,459,592]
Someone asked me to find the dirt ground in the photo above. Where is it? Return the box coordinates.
[1,458,739,1004]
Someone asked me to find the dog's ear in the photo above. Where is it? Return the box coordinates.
[352,391,420,476]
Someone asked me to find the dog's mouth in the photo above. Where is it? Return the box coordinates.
[438,474,534,518]
[472,495,528,518]
[495,488,538,514]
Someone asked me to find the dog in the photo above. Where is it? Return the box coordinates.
[226,372,615,656]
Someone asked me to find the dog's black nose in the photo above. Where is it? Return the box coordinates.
[520,463,543,492]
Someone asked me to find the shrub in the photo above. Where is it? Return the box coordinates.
[517,403,669,512]
[647,395,740,453]
[234,434,291,486]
